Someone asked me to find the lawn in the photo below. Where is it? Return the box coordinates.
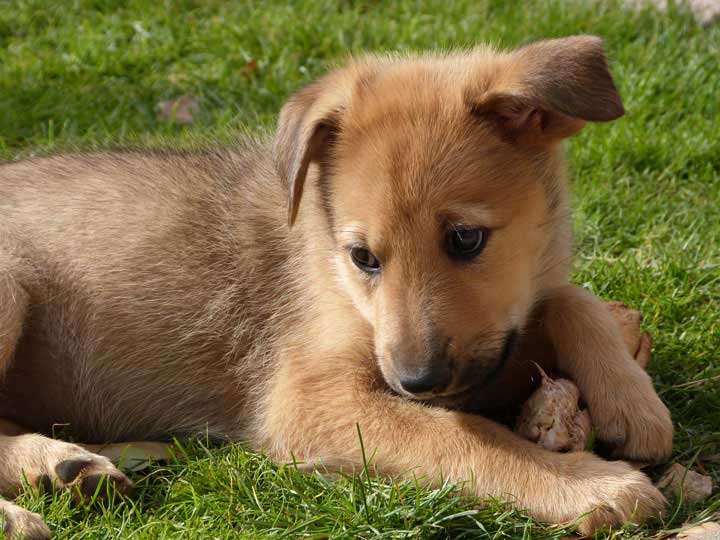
[1,0,719,538]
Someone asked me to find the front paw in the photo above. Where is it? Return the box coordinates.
[558,454,667,535]
[0,501,51,540]
[588,367,673,462]
[22,436,135,503]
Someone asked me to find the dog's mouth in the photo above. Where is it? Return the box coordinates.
[424,327,519,404]
[483,328,519,383]
[382,327,521,403]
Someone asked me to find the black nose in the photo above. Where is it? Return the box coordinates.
[398,367,450,395]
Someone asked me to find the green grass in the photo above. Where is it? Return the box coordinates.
[2,0,719,538]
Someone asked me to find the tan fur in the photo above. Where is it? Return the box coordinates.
[0,36,672,538]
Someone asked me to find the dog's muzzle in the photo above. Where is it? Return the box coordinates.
[393,327,520,401]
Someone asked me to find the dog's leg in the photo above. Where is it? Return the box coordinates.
[1,249,134,537]
[0,421,133,539]
[0,499,51,540]
[541,285,673,462]
[258,355,666,534]
[0,428,52,540]
[0,422,47,540]
[0,250,53,540]
[0,427,134,500]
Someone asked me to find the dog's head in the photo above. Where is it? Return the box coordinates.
[274,36,624,400]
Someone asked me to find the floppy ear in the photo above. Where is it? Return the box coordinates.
[468,35,625,143]
[274,73,349,227]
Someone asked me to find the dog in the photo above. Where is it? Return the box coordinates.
[0,35,673,539]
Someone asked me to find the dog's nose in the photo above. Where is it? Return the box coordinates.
[398,367,450,395]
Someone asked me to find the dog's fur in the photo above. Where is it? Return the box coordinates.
[0,36,673,538]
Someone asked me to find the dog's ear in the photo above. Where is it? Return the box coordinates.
[274,72,351,227]
[468,35,624,143]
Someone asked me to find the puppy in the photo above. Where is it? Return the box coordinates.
[0,35,673,538]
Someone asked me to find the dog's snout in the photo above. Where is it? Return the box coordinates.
[391,340,451,395]
[397,367,450,395]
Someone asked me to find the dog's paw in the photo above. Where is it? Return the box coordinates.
[575,468,666,535]
[550,454,666,534]
[585,366,673,462]
[0,501,51,540]
[54,455,133,502]
[37,442,133,503]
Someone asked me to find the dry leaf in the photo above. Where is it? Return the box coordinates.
[242,59,259,74]
[605,301,653,368]
[515,367,591,452]
[657,463,714,502]
[677,522,720,540]
[81,442,173,472]
[517,300,655,453]
[606,301,642,353]
[157,95,199,125]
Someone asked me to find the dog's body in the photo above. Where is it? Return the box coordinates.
[0,148,291,443]
[0,36,673,539]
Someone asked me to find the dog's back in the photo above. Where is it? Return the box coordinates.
[0,147,292,441]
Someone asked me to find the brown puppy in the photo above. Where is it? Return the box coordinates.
[0,36,672,538]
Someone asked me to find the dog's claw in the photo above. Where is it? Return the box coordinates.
[80,473,104,498]
[79,470,133,500]
[71,469,133,503]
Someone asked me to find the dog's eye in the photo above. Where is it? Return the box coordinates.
[350,247,381,274]
[446,227,488,259]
